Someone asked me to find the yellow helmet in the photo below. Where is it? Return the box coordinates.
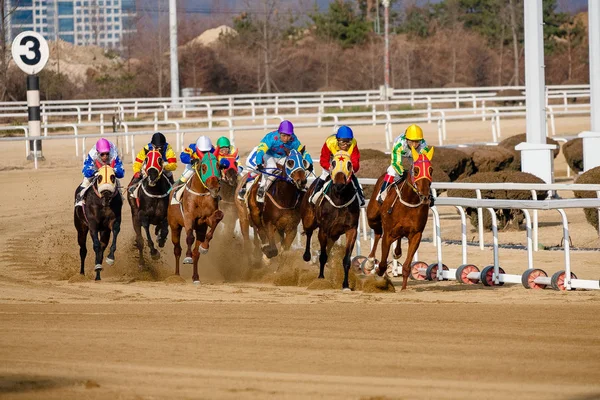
[405,124,424,141]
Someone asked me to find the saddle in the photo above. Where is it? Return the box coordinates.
[170,183,186,205]
[379,176,404,203]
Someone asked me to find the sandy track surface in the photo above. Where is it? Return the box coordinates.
[1,118,599,399]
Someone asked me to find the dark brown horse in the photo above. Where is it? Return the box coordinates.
[235,149,308,261]
[216,153,240,237]
[127,150,171,269]
[74,165,123,281]
[301,151,360,290]
[167,152,223,283]
[366,147,434,290]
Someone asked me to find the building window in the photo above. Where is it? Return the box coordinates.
[58,2,74,16]
[12,10,33,25]
[58,18,74,32]
[59,34,75,43]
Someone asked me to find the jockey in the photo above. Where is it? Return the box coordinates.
[238,120,313,203]
[376,124,433,204]
[214,136,241,172]
[75,138,125,206]
[128,132,177,193]
[309,125,365,206]
[175,135,214,186]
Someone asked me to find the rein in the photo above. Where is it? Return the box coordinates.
[265,191,300,210]
[140,176,171,199]
[391,179,429,209]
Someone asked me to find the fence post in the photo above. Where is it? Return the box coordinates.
[476,189,484,250]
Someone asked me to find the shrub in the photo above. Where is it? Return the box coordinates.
[459,145,517,173]
[562,138,583,173]
[447,171,546,230]
[574,166,600,232]
[434,147,476,181]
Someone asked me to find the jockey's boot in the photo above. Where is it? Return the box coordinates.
[428,193,436,207]
[165,172,175,185]
[128,175,142,194]
[351,174,366,207]
[238,187,246,201]
[256,187,266,203]
[309,178,325,204]
[376,181,389,204]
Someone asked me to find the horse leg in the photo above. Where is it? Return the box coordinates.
[364,231,381,272]
[77,224,88,276]
[90,228,104,281]
[198,210,224,254]
[191,226,204,283]
[143,217,159,260]
[133,215,145,269]
[170,223,183,276]
[106,218,121,266]
[303,228,313,262]
[263,222,279,259]
[343,228,358,291]
[157,219,169,248]
[401,232,422,290]
[317,229,328,279]
[377,233,394,279]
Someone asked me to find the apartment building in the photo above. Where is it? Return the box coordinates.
[4,0,136,49]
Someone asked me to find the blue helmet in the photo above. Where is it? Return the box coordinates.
[336,125,353,140]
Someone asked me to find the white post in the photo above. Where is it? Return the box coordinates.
[515,0,555,184]
[581,1,600,171]
[169,0,180,104]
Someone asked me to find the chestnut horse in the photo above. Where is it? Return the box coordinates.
[366,147,434,290]
[74,165,123,281]
[127,150,171,269]
[167,152,223,283]
[235,149,308,260]
[301,151,360,290]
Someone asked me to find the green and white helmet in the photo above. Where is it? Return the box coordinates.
[216,136,231,148]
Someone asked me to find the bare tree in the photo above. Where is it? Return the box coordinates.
[508,0,521,85]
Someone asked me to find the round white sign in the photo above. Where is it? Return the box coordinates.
[11,31,49,75]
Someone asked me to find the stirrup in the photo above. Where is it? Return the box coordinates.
[237,189,246,201]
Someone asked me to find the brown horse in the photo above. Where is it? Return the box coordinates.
[301,151,360,290]
[74,165,123,281]
[167,152,223,283]
[127,150,171,269]
[366,147,434,290]
[235,149,308,261]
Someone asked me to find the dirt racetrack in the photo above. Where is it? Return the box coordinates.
[1,117,600,399]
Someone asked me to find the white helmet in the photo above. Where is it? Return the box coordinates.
[195,136,213,152]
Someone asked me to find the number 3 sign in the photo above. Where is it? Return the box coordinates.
[11,31,49,75]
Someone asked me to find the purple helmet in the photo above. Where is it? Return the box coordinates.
[278,120,294,136]
[96,138,111,153]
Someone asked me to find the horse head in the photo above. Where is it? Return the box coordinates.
[409,146,434,202]
[95,165,117,207]
[143,149,164,187]
[218,154,239,188]
[196,152,221,199]
[283,149,308,190]
[330,151,353,191]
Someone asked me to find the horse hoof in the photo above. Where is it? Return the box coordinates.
[94,264,103,271]
[198,246,209,255]
[151,252,160,261]
[302,252,311,262]
[183,257,193,264]
[342,287,352,293]
[105,258,114,265]
[193,280,200,285]
[158,241,166,248]
[262,254,271,265]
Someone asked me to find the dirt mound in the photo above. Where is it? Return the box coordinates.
[448,171,546,230]
[360,149,388,161]
[459,145,517,173]
[563,138,583,173]
[183,25,237,48]
[574,166,600,231]
[435,147,476,181]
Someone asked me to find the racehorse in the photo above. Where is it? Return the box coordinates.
[235,149,309,261]
[301,151,360,291]
[127,149,171,269]
[366,147,434,290]
[74,165,123,281]
[167,152,223,283]
[216,153,240,237]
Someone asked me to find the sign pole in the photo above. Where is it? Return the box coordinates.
[11,31,49,164]
[26,74,43,160]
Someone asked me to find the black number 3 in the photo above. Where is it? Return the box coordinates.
[19,35,41,66]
